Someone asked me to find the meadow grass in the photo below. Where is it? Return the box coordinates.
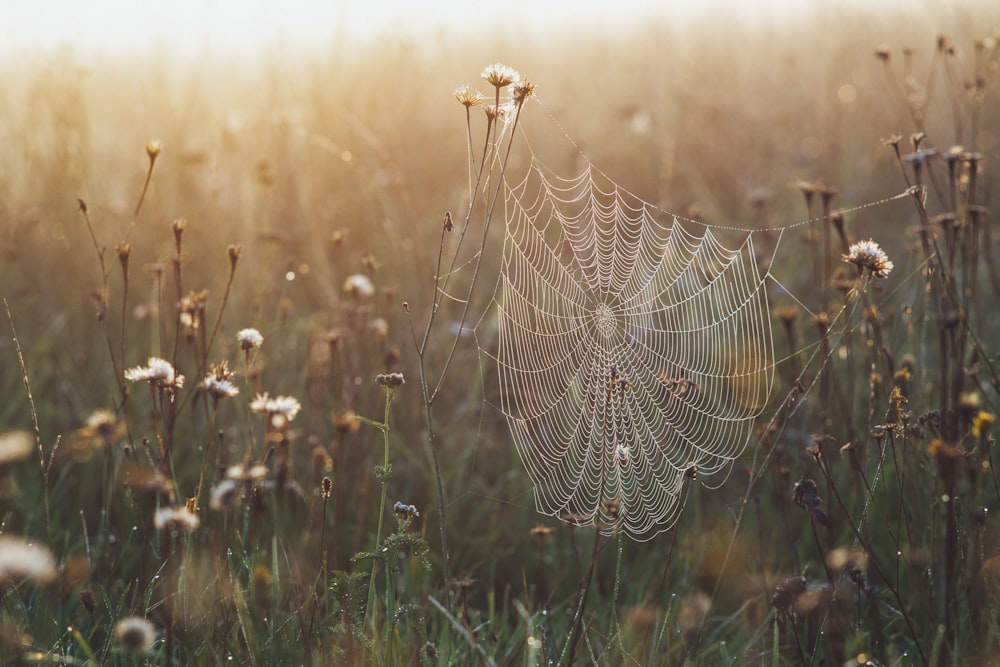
[0,6,999,665]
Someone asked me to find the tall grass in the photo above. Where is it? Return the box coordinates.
[0,5,998,664]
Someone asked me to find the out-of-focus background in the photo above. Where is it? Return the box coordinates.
[1,0,999,663]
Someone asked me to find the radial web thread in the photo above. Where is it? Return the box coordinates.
[494,159,777,539]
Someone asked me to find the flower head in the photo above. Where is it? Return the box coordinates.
[238,328,264,350]
[511,80,536,105]
[343,274,375,299]
[844,239,894,278]
[0,536,57,587]
[154,506,200,532]
[209,479,240,510]
[125,357,185,390]
[250,393,301,422]
[0,431,33,466]
[376,372,405,390]
[454,84,484,108]
[481,63,520,89]
[114,617,157,654]
[201,361,239,399]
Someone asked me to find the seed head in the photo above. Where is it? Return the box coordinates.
[154,506,200,532]
[146,140,162,161]
[228,244,241,271]
[238,328,264,350]
[321,476,333,499]
[376,372,405,390]
[114,616,157,654]
[343,273,375,299]
[844,239,894,278]
[250,392,302,421]
[393,501,419,520]
[209,479,240,510]
[0,431,33,466]
[124,357,185,390]
[481,63,520,89]
[454,84,484,108]
[511,80,536,105]
[202,362,240,399]
[0,536,57,587]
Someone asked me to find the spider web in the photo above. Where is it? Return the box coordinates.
[492,158,778,539]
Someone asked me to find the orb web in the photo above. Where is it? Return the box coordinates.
[495,159,776,539]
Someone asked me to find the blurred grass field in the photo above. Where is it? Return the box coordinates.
[1,2,1000,664]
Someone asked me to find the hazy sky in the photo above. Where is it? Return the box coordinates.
[3,0,882,58]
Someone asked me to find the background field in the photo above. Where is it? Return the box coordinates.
[1,2,999,664]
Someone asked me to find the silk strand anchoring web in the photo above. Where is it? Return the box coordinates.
[491,159,779,539]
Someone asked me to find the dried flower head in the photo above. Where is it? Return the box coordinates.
[394,501,420,519]
[343,273,375,299]
[771,576,808,614]
[146,140,162,161]
[114,616,157,654]
[201,361,239,399]
[154,506,200,532]
[844,239,894,278]
[511,80,536,105]
[238,328,264,350]
[321,476,333,499]
[370,317,389,342]
[454,84,484,108]
[376,372,405,390]
[250,393,302,422]
[209,479,240,510]
[0,536,57,587]
[124,357,185,390]
[481,63,520,89]
[225,463,269,481]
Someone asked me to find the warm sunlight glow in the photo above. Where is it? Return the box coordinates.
[3,0,911,57]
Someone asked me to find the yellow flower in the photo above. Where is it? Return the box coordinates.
[972,411,995,439]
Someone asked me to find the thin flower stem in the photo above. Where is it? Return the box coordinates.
[4,298,51,539]
[364,391,393,636]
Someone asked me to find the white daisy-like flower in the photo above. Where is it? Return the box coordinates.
[343,274,375,299]
[844,239,894,278]
[124,357,185,389]
[237,328,264,350]
[154,506,200,532]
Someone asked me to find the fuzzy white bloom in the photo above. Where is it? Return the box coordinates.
[209,479,240,510]
[249,393,301,421]
[154,506,200,532]
[124,357,185,389]
[114,617,157,654]
[0,536,57,587]
[481,63,520,89]
[202,375,239,399]
[844,239,894,278]
[0,430,33,465]
[238,328,264,350]
[342,274,375,299]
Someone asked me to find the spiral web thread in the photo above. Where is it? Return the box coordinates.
[493,158,778,539]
